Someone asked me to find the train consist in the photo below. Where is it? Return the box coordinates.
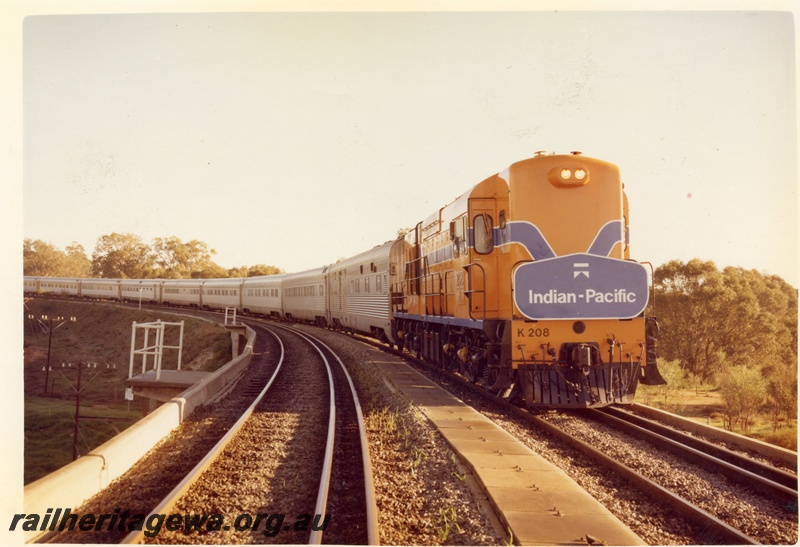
[24,152,665,408]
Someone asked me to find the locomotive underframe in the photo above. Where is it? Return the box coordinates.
[392,317,505,382]
[391,314,658,408]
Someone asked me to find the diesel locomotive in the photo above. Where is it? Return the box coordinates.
[25,151,665,408]
[389,151,665,407]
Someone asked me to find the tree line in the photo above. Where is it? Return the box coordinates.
[652,259,797,434]
[23,234,283,279]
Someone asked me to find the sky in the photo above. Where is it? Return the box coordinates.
[8,3,798,288]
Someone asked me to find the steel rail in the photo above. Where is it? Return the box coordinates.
[120,325,285,544]
[299,328,782,544]
[526,413,760,545]
[284,327,336,545]
[374,346,761,545]
[300,329,381,545]
[595,407,798,499]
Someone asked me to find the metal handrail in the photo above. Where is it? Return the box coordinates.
[463,262,486,322]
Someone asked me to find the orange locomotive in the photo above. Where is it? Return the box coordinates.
[389,151,665,408]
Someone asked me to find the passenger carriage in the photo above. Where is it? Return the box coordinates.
[282,267,327,325]
[119,279,161,304]
[241,274,286,318]
[24,277,41,294]
[79,279,122,300]
[200,278,244,311]
[326,241,394,343]
[160,279,203,307]
[29,277,81,297]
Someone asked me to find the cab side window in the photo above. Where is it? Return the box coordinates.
[474,214,494,254]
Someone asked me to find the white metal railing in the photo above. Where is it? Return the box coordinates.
[128,320,185,381]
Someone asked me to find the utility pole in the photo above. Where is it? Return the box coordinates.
[57,361,116,460]
[72,362,85,461]
[29,315,76,395]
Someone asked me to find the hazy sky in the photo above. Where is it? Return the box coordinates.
[12,6,800,291]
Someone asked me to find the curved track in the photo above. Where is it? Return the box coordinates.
[120,320,378,545]
[121,324,286,544]
[274,324,379,545]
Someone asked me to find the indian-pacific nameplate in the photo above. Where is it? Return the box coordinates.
[514,253,649,320]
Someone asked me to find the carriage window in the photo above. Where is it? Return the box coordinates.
[474,214,494,254]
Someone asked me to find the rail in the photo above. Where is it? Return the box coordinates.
[296,328,380,545]
[120,326,285,544]
[596,406,797,498]
[527,413,760,545]
[632,403,798,468]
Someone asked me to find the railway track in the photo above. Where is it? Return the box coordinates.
[534,412,774,545]
[119,321,378,545]
[527,408,797,544]
[594,406,798,501]
[276,324,379,545]
[44,322,379,545]
[119,324,286,544]
[385,348,798,545]
[40,321,284,544]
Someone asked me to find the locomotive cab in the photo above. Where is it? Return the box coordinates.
[505,153,665,407]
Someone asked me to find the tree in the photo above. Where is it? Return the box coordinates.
[23,239,67,276]
[63,242,92,277]
[92,233,154,278]
[654,259,730,378]
[226,264,284,278]
[246,264,283,277]
[152,237,220,278]
[654,260,798,381]
[718,366,767,433]
[766,363,798,431]
[226,266,249,278]
[191,262,228,279]
[23,239,92,277]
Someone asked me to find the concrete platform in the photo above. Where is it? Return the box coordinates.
[126,369,212,403]
[372,357,644,546]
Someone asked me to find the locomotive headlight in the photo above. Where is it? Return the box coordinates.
[549,166,591,187]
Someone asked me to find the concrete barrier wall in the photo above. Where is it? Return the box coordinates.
[23,324,256,543]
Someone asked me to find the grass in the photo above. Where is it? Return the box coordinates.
[23,298,233,484]
[24,396,140,484]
